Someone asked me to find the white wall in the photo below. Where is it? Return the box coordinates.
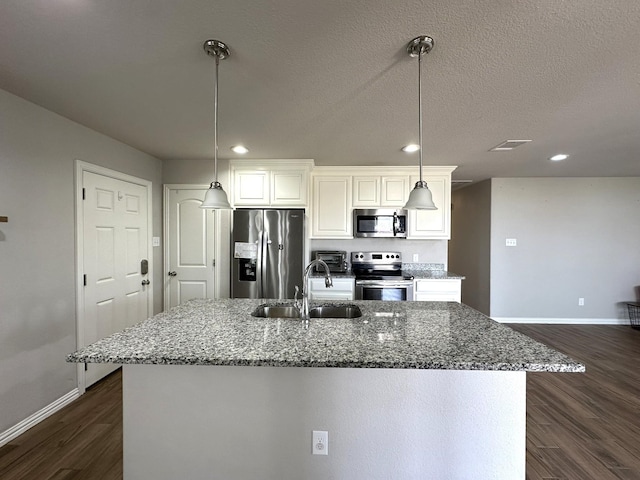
[0,89,163,435]
[449,180,492,314]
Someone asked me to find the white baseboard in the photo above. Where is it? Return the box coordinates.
[0,388,80,448]
[493,317,631,325]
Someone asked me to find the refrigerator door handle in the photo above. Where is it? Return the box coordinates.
[255,231,263,297]
[260,229,269,297]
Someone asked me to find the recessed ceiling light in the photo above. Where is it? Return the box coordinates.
[402,144,420,153]
[231,145,249,154]
[549,154,569,161]
[489,140,532,151]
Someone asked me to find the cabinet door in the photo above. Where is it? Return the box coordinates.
[407,175,450,239]
[352,176,380,207]
[271,171,307,206]
[308,277,354,301]
[233,171,269,206]
[311,176,352,238]
[380,176,410,207]
[413,279,461,302]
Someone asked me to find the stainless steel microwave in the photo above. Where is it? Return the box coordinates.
[353,209,407,238]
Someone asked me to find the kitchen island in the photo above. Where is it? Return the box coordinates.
[68,299,584,480]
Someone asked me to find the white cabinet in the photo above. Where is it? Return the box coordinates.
[413,278,461,302]
[352,176,380,207]
[233,171,269,206]
[352,175,410,207]
[230,160,313,207]
[308,277,355,301]
[311,175,352,238]
[380,176,410,207]
[271,171,307,205]
[311,166,455,240]
[407,174,451,239]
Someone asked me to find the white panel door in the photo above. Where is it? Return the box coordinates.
[83,171,149,387]
[165,187,215,309]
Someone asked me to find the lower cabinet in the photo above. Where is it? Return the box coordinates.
[308,277,355,301]
[413,279,461,302]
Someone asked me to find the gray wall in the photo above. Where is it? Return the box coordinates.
[490,177,640,320]
[450,176,640,322]
[0,89,163,434]
[449,180,492,314]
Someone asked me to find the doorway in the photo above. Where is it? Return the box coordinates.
[75,161,153,391]
[163,185,217,310]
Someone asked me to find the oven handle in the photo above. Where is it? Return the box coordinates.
[355,281,414,287]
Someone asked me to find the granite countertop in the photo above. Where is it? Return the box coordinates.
[406,270,466,280]
[67,299,584,372]
[309,271,356,279]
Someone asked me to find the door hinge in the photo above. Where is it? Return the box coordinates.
[82,188,85,200]
[83,274,87,286]
[212,259,216,267]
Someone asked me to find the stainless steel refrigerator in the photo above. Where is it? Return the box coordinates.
[231,209,305,299]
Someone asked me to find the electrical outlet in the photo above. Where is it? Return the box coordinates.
[312,430,328,455]
[578,297,585,306]
[412,253,419,262]
[505,238,517,247]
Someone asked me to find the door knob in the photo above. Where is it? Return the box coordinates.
[141,279,151,285]
[168,271,177,276]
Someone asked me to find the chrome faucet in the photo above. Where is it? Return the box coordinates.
[299,259,333,322]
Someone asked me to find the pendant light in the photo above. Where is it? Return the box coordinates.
[403,35,437,210]
[201,39,232,209]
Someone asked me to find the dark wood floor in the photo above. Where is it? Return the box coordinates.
[0,369,122,480]
[1,325,639,479]
[510,324,640,480]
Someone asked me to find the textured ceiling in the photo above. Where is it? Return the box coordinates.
[1,0,639,184]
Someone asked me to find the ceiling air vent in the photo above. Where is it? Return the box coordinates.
[489,140,532,151]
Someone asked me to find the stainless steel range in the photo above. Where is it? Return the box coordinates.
[351,251,414,301]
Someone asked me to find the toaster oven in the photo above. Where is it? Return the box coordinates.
[311,250,348,273]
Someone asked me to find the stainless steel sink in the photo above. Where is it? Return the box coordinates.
[251,305,301,318]
[309,305,362,319]
[251,304,362,319]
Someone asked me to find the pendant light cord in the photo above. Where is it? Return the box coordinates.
[213,54,219,184]
[418,49,423,183]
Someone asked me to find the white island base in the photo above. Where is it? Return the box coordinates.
[123,364,525,480]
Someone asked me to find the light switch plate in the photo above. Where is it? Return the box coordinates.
[152,237,160,247]
[505,238,517,247]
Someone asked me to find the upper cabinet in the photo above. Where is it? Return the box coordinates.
[407,173,451,239]
[353,175,410,208]
[230,160,314,207]
[311,175,353,238]
[311,166,456,239]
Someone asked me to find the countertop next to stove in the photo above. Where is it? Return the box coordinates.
[309,270,465,280]
[67,298,583,372]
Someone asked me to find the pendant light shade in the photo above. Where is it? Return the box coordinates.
[202,181,231,209]
[404,180,436,209]
[201,39,232,210]
[404,35,437,211]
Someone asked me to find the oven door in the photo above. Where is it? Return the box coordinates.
[355,281,414,301]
